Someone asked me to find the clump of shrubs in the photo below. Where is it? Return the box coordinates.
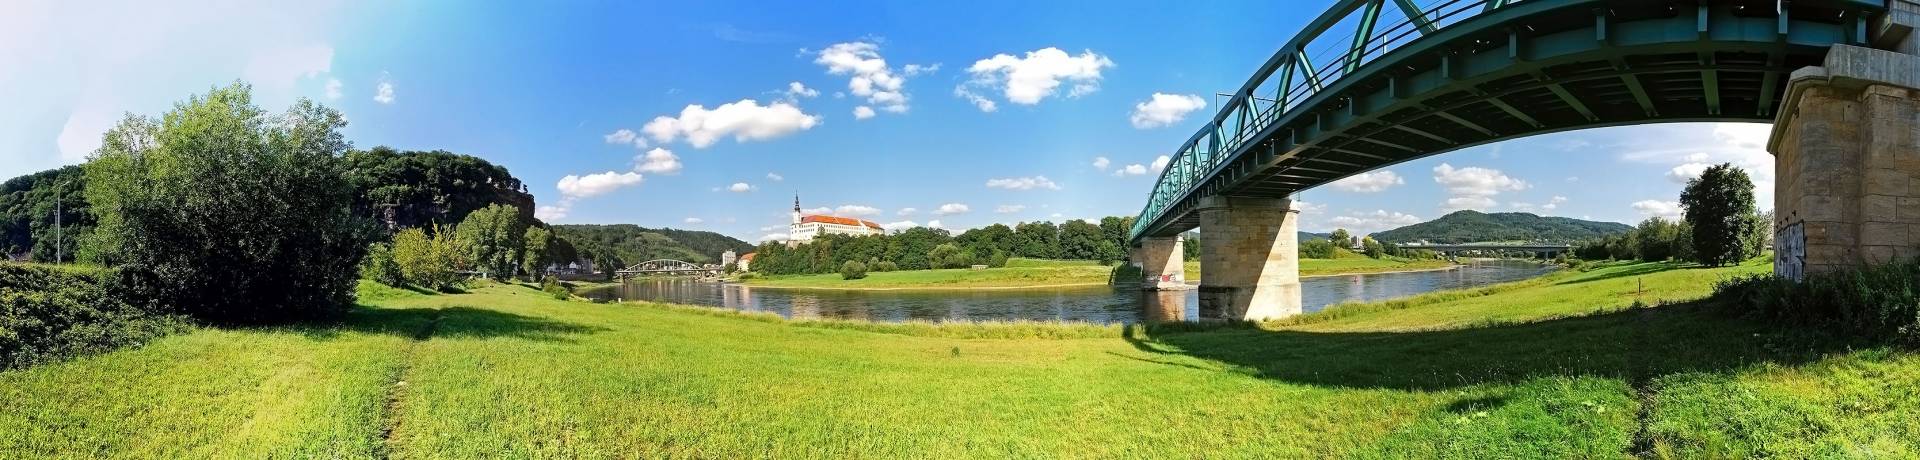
[1713,258,1920,344]
[841,260,868,280]
[871,260,899,272]
[539,275,570,300]
[1,264,189,369]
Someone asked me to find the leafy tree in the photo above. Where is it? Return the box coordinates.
[1011,222,1061,259]
[456,203,528,279]
[1634,218,1686,262]
[84,83,372,323]
[886,227,951,270]
[391,225,468,290]
[1182,231,1201,261]
[522,226,551,281]
[1361,236,1385,259]
[551,224,751,265]
[0,165,92,262]
[1098,216,1136,248]
[928,243,972,269]
[1058,219,1105,260]
[1681,163,1759,266]
[1329,229,1352,247]
[955,223,1014,261]
[1095,240,1121,265]
[1299,239,1337,259]
[361,242,405,287]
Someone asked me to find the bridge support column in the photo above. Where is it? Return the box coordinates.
[1130,235,1191,290]
[1771,41,1920,279]
[1196,196,1301,321]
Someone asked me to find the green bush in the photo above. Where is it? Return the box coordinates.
[539,275,570,300]
[872,260,899,272]
[1299,240,1337,259]
[1713,259,1920,344]
[361,243,405,287]
[1,264,189,369]
[840,260,868,280]
[988,249,1010,268]
[84,83,372,324]
[1109,263,1143,286]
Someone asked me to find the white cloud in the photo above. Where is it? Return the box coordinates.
[933,203,970,215]
[684,217,704,224]
[1666,162,1712,183]
[1433,163,1528,210]
[801,206,833,215]
[324,78,342,99]
[1329,170,1404,193]
[903,63,940,75]
[853,106,876,120]
[815,41,911,114]
[1113,164,1148,177]
[1129,93,1206,129]
[535,205,570,221]
[995,204,1026,214]
[956,47,1114,111]
[986,176,1062,191]
[728,182,754,193]
[1151,155,1171,172]
[785,81,818,99]
[1510,196,1569,213]
[1633,200,1685,220]
[1292,200,1328,215]
[882,220,920,231]
[642,99,821,148]
[604,128,642,146]
[1329,210,1423,235]
[373,73,395,104]
[1566,176,1580,182]
[897,207,917,216]
[833,204,881,217]
[242,43,333,92]
[1092,156,1110,170]
[1616,123,1777,210]
[634,147,683,175]
[55,109,115,162]
[557,171,644,199]
[927,219,944,229]
[766,172,784,181]
[760,233,791,242]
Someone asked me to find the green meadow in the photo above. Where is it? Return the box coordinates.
[4,259,1916,458]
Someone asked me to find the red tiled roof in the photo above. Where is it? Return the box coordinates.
[800,215,883,230]
[739,253,756,262]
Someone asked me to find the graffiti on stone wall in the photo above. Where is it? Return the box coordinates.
[1775,222,1805,281]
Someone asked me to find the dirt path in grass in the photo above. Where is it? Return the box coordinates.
[376,311,442,458]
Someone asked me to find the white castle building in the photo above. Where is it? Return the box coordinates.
[788,195,883,245]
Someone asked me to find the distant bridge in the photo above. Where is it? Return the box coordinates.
[615,259,721,278]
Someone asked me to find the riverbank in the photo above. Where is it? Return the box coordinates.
[6,256,1913,457]
[738,256,1456,290]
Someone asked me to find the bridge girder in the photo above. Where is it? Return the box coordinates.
[1130,0,1886,243]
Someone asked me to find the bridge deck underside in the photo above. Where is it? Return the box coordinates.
[1137,0,1881,240]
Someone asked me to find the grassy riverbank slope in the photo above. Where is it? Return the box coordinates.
[5,258,1916,457]
[739,256,1454,290]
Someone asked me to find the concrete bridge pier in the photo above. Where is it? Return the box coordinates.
[1771,4,1920,279]
[1195,196,1302,321]
[1130,235,1191,290]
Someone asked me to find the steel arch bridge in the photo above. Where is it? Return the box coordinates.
[1129,0,1889,243]
[615,259,721,277]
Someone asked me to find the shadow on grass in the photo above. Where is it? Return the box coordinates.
[1126,302,1848,391]
[293,305,607,343]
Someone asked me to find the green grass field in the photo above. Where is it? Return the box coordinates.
[4,260,1915,457]
[742,256,1455,290]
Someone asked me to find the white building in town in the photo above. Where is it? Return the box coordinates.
[788,195,884,245]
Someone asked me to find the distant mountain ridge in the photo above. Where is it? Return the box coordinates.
[1369,210,1631,244]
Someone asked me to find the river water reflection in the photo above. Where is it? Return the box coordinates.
[579,259,1556,324]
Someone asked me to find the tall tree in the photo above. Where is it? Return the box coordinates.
[1012,221,1061,259]
[456,203,528,278]
[1058,220,1105,260]
[1329,229,1353,247]
[85,82,372,323]
[522,226,552,280]
[1680,163,1759,266]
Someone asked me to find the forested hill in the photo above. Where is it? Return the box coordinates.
[551,224,754,265]
[1369,210,1632,243]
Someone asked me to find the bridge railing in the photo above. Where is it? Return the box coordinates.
[1131,0,1507,240]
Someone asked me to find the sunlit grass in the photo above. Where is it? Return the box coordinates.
[4,257,1914,457]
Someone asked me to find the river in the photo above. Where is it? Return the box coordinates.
[577,259,1557,324]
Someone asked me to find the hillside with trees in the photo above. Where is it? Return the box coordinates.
[343,146,537,231]
[0,165,90,261]
[551,224,754,266]
[1369,210,1632,243]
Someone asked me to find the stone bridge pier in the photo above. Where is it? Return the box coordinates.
[1771,1,1920,279]
[1129,234,1191,290]
[1194,197,1302,321]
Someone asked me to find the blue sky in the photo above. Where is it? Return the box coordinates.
[1,0,1776,243]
